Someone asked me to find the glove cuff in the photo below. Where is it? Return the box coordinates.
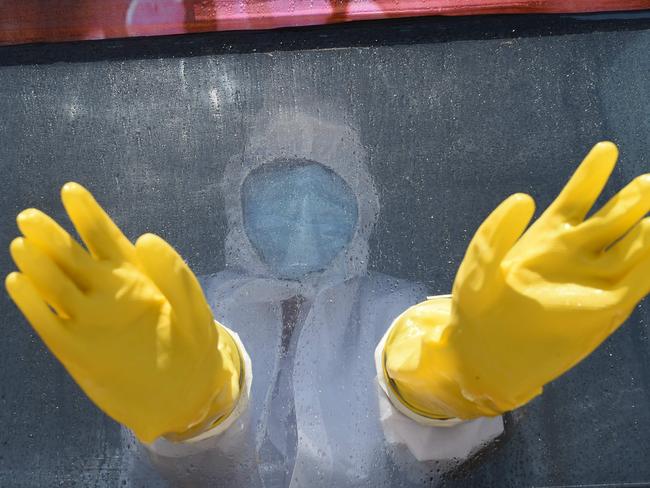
[165,323,253,443]
[376,296,465,427]
[379,294,504,421]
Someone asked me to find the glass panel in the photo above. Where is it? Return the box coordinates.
[1,13,648,487]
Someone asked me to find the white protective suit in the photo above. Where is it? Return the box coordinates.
[121,112,501,487]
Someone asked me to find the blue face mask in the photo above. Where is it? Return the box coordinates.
[242,161,358,280]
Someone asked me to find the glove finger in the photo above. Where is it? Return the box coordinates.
[10,237,85,319]
[135,233,213,328]
[17,208,94,291]
[543,142,618,225]
[577,174,650,251]
[454,193,535,306]
[60,182,136,263]
[5,272,74,355]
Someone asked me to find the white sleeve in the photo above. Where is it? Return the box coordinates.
[374,310,504,463]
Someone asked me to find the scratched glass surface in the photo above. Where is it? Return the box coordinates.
[0,13,648,488]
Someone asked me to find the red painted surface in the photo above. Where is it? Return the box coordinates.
[0,0,648,46]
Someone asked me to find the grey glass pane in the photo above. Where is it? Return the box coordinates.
[0,13,649,487]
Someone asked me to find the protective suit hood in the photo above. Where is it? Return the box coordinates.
[220,111,379,297]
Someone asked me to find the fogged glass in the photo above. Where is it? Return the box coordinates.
[1,13,649,488]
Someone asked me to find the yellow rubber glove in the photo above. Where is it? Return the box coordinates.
[384,142,650,420]
[5,183,242,443]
